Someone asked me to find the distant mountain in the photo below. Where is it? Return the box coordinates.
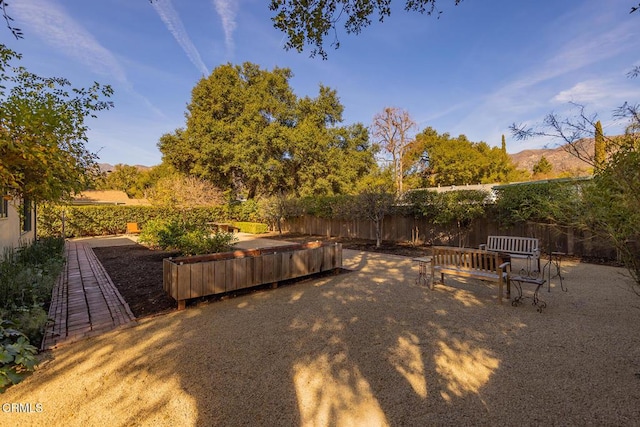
[509,138,595,176]
[98,163,152,173]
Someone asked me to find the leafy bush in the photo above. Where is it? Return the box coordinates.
[178,229,237,256]
[136,219,168,249]
[3,306,49,347]
[0,320,39,392]
[493,181,584,226]
[0,237,65,344]
[138,219,237,255]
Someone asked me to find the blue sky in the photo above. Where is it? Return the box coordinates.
[2,0,639,166]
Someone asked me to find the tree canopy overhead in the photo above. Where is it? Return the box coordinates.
[269,0,463,58]
[158,62,376,199]
[0,44,113,202]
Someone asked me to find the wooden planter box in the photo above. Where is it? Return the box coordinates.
[163,241,342,309]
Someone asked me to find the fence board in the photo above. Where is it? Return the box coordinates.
[282,214,620,259]
[190,263,203,298]
[224,259,235,292]
[204,263,216,295]
[177,263,191,301]
[214,261,226,294]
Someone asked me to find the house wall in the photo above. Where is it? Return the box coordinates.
[0,198,35,253]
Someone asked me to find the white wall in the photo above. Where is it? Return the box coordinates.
[0,198,35,253]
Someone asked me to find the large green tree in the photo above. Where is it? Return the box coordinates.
[159,62,296,199]
[0,45,113,202]
[407,126,521,186]
[98,164,142,197]
[159,62,376,199]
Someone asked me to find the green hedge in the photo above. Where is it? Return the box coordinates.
[38,202,261,238]
[231,222,269,234]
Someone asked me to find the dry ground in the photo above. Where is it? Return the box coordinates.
[91,233,434,318]
[3,234,640,426]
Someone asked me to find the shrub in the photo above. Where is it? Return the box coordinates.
[2,306,49,348]
[178,229,237,256]
[136,219,167,249]
[0,320,39,392]
[138,219,237,255]
[0,237,65,344]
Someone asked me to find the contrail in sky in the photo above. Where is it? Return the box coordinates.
[151,0,209,75]
[11,0,128,84]
[213,0,237,53]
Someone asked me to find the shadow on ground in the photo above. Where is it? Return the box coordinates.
[4,249,640,426]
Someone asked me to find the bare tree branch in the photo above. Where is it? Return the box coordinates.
[1,0,22,39]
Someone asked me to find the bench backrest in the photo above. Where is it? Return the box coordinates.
[485,236,538,256]
[431,246,503,273]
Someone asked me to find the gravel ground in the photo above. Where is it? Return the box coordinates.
[3,249,640,426]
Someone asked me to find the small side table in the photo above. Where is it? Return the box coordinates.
[412,256,432,287]
[544,251,566,292]
[511,275,547,313]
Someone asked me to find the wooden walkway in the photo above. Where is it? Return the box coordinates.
[41,241,136,350]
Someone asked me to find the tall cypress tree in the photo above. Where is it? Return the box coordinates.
[594,120,605,171]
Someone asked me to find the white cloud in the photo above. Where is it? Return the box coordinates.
[553,80,610,104]
[11,0,127,83]
[449,10,640,148]
[151,0,209,75]
[553,78,640,104]
[213,0,238,53]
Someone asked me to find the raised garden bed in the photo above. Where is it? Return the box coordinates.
[163,241,342,309]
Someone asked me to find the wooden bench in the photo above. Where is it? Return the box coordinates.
[479,236,540,272]
[209,222,241,233]
[430,246,511,304]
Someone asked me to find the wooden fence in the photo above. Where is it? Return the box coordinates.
[280,214,620,260]
[163,241,342,309]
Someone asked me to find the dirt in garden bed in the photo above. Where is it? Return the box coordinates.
[92,245,179,318]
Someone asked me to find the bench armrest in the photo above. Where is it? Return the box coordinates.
[499,261,511,271]
[479,244,487,250]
